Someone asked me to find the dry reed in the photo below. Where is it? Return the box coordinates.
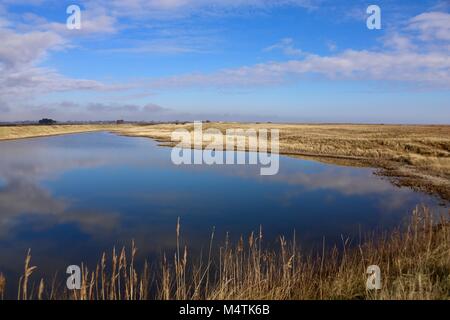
[2,206,449,300]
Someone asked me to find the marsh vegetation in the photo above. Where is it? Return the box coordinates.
[115,123,450,200]
[1,207,448,300]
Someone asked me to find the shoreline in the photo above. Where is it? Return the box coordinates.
[115,123,450,202]
[1,123,449,201]
[0,124,123,142]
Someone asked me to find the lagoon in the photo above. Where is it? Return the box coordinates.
[0,132,446,291]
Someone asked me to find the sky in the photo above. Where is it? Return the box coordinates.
[0,0,449,123]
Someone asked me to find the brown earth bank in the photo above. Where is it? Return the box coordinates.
[1,123,449,201]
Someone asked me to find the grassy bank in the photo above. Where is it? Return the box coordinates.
[115,123,450,200]
[1,206,448,300]
[0,124,124,141]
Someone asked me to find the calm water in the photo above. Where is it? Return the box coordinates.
[0,132,446,290]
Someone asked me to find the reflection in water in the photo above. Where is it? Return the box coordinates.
[0,132,446,293]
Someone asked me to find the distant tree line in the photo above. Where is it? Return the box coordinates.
[38,118,57,125]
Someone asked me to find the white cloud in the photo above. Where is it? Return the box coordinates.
[147,11,450,90]
[3,101,170,121]
[0,29,64,69]
[381,32,416,52]
[18,9,118,35]
[0,19,124,115]
[149,49,450,89]
[264,38,303,56]
[408,11,450,42]
[86,102,168,113]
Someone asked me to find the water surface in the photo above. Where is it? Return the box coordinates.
[0,132,446,291]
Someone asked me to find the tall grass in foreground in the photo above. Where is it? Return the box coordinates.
[1,206,449,300]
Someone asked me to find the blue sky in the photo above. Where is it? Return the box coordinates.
[0,0,449,123]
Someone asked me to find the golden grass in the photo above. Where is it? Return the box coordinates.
[2,206,449,300]
[0,124,127,141]
[115,123,450,200]
[0,273,5,300]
